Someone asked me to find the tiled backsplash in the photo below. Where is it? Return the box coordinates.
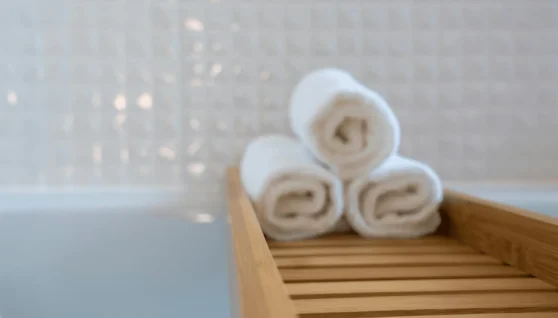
[1,0,557,197]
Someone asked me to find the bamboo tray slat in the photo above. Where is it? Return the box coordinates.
[280,265,529,282]
[275,253,501,268]
[294,292,558,317]
[268,234,459,248]
[271,244,477,256]
[384,314,558,318]
[287,277,556,298]
[226,167,558,318]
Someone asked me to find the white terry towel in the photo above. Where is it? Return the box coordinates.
[289,68,400,180]
[240,135,344,241]
[345,156,443,238]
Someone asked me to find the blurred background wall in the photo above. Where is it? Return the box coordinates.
[0,0,557,204]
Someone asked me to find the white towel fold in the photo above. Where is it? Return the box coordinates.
[289,68,400,180]
[345,156,443,238]
[240,135,344,241]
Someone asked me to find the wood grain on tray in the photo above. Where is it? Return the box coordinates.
[227,166,558,318]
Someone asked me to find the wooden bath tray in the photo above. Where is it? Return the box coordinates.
[226,167,558,318]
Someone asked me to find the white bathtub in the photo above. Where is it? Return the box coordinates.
[0,187,556,318]
[0,189,235,318]
[449,185,558,218]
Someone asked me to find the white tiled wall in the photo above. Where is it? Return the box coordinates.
[1,0,557,198]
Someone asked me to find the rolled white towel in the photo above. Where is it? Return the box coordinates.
[345,156,443,238]
[240,135,344,241]
[289,68,400,180]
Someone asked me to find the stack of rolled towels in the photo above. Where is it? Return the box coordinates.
[240,68,443,241]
